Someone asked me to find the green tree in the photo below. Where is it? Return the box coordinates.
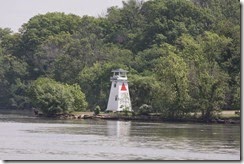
[176,32,231,119]
[194,64,228,120]
[105,0,145,52]
[19,12,82,53]
[0,54,28,108]
[129,74,160,112]
[196,32,231,119]
[16,12,83,79]
[134,46,168,73]
[134,0,213,50]
[192,0,240,110]
[155,45,190,118]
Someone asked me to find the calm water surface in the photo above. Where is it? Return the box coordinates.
[0,110,240,160]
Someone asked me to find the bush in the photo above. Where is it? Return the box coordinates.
[29,77,87,116]
[94,105,101,115]
[139,104,152,116]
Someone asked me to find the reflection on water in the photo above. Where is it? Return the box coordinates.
[107,121,131,137]
[0,111,240,160]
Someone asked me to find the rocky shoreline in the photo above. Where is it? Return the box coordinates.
[35,112,240,124]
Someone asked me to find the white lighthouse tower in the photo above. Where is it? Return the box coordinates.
[106,69,132,112]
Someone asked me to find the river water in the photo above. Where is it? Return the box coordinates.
[0,110,240,160]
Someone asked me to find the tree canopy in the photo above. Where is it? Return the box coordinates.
[0,0,240,119]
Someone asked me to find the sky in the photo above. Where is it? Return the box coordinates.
[0,0,123,32]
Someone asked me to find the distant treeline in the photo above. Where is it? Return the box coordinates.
[0,0,240,120]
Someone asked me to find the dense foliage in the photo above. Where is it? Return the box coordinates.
[29,77,87,115]
[0,0,240,120]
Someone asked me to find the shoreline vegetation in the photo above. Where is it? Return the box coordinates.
[0,0,240,123]
[34,110,240,124]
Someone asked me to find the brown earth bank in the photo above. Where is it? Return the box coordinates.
[34,111,240,124]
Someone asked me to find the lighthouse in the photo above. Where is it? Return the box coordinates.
[106,69,132,112]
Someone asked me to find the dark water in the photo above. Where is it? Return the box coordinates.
[0,110,240,160]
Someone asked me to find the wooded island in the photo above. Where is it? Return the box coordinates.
[0,0,240,122]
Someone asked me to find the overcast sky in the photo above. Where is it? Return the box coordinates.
[0,0,123,32]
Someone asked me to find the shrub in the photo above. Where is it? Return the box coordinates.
[28,77,87,116]
[139,104,152,116]
[94,105,101,115]
[123,107,130,116]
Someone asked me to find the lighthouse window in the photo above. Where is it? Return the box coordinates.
[121,72,126,77]
[115,95,118,101]
[114,83,116,88]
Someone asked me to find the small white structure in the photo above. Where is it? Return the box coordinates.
[106,69,132,112]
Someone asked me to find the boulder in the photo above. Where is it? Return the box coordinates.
[83,115,93,119]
